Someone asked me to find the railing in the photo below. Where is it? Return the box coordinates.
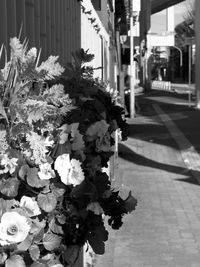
[151,80,172,91]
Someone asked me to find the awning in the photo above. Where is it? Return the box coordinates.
[151,0,185,14]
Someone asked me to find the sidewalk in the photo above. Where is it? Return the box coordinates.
[95,89,200,267]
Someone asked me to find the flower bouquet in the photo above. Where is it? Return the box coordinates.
[0,38,137,267]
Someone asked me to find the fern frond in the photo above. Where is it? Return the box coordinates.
[26,131,49,164]
[37,56,64,80]
[0,129,8,153]
[10,37,24,59]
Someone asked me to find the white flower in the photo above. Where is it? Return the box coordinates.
[20,196,41,217]
[0,211,31,245]
[68,159,84,186]
[0,154,18,174]
[54,154,71,183]
[44,136,54,148]
[86,202,104,215]
[38,162,55,180]
[54,154,84,186]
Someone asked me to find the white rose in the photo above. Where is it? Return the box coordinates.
[38,162,55,180]
[68,159,84,186]
[54,154,71,184]
[20,196,41,217]
[54,154,84,186]
[0,212,31,245]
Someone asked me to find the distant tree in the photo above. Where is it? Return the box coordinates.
[175,1,194,47]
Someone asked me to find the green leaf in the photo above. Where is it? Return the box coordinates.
[0,252,7,265]
[0,177,20,197]
[49,218,63,235]
[43,233,62,251]
[32,228,44,243]
[51,184,65,198]
[37,193,57,212]
[0,199,19,217]
[5,255,26,267]
[29,244,40,261]
[30,263,47,267]
[27,167,49,188]
[124,191,137,213]
[56,214,66,225]
[17,235,33,251]
[18,164,29,180]
[64,245,80,265]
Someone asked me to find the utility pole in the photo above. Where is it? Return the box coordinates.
[188,44,192,85]
[130,6,135,118]
[195,0,200,108]
[129,0,140,118]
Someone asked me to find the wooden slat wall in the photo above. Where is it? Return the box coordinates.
[0,0,81,65]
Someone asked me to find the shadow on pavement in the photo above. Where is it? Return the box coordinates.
[128,90,200,153]
[118,143,200,185]
[175,176,199,185]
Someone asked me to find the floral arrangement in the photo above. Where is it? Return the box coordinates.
[0,38,137,267]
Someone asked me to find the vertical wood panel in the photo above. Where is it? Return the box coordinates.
[69,0,72,59]
[0,0,7,47]
[60,0,64,64]
[75,0,81,52]
[7,0,17,43]
[64,0,68,62]
[51,0,56,54]
[55,0,61,55]
[25,0,35,46]
[16,0,26,41]
[46,0,51,56]
[40,0,47,60]
[34,0,40,48]
[72,0,75,53]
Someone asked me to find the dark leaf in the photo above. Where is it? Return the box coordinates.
[64,245,80,265]
[70,180,97,198]
[88,232,105,255]
[93,172,111,197]
[124,191,137,213]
